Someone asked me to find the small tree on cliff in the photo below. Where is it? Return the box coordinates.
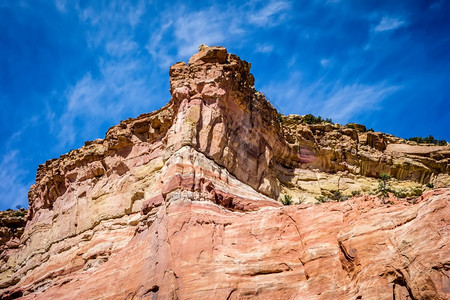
[378,172,392,203]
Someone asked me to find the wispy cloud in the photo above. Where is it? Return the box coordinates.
[146,6,231,68]
[320,58,331,67]
[255,44,274,53]
[374,16,406,32]
[172,8,228,58]
[57,57,155,149]
[248,0,291,26]
[52,1,159,150]
[261,72,400,124]
[146,1,292,68]
[429,0,444,10]
[105,39,138,57]
[54,0,67,12]
[319,83,400,121]
[0,150,30,209]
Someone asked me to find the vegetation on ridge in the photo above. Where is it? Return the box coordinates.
[302,114,333,125]
[277,113,333,125]
[408,135,447,146]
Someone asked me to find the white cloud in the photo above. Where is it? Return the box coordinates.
[146,6,233,67]
[54,0,67,12]
[57,56,155,149]
[145,21,176,69]
[145,1,292,68]
[0,151,31,209]
[52,1,161,150]
[248,0,291,26]
[173,9,227,58]
[255,44,274,54]
[319,83,399,122]
[430,1,443,10]
[320,58,331,67]
[105,39,138,57]
[261,73,400,124]
[374,16,406,32]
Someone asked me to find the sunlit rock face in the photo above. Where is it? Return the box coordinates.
[1,46,449,300]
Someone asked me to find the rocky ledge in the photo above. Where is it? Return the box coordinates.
[0,46,448,299]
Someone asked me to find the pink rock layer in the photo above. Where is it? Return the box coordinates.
[3,189,449,299]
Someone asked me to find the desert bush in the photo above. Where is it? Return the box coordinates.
[409,135,447,145]
[351,190,361,196]
[302,114,333,125]
[281,194,293,205]
[316,195,328,203]
[393,189,407,198]
[277,113,283,123]
[411,188,423,197]
[14,211,26,217]
[378,173,391,192]
[377,173,392,200]
[330,190,348,201]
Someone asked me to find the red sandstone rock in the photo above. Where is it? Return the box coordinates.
[3,189,449,299]
[0,45,449,299]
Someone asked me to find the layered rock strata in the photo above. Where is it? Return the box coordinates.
[0,209,27,274]
[0,46,449,299]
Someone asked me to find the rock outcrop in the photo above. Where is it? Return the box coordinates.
[0,46,449,299]
[0,209,27,267]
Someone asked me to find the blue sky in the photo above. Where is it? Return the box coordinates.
[1,0,449,210]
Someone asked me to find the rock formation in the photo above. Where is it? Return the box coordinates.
[0,209,27,264]
[0,46,449,299]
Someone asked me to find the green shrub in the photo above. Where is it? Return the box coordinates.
[367,128,374,132]
[351,190,361,196]
[394,189,407,198]
[345,124,355,129]
[409,136,423,143]
[281,194,293,205]
[14,211,26,217]
[302,114,333,125]
[316,195,328,203]
[409,135,447,145]
[426,182,434,188]
[378,173,392,197]
[277,113,283,123]
[411,188,423,197]
[330,190,348,201]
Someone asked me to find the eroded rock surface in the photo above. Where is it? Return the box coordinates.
[0,46,448,299]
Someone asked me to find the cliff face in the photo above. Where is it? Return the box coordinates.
[0,46,449,299]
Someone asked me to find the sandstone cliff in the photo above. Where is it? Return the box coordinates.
[0,46,449,299]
